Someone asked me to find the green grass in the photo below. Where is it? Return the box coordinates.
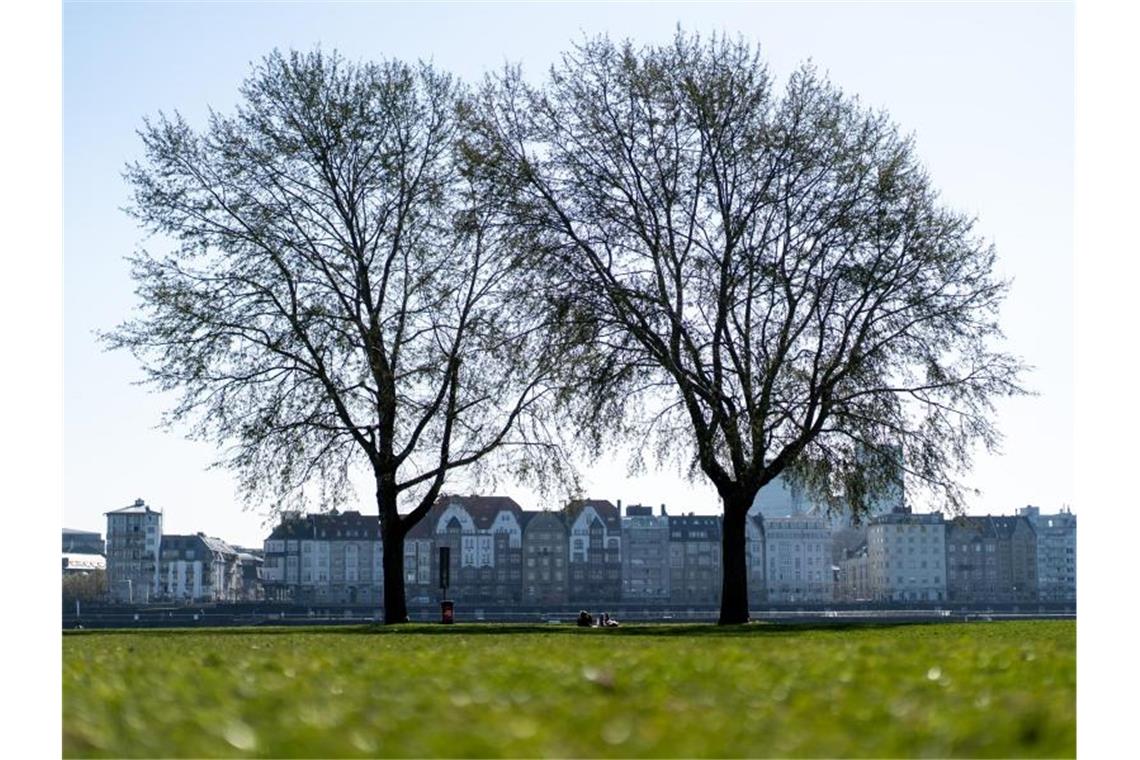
[63,621,1075,758]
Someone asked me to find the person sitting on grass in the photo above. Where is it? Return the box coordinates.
[601,612,620,628]
[577,610,594,627]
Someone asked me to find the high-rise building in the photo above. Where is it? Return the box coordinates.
[810,444,906,528]
[751,445,904,528]
[105,498,163,603]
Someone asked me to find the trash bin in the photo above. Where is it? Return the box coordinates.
[441,600,454,624]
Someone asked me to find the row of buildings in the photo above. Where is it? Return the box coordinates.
[257,494,1075,608]
[98,499,262,603]
[81,484,1076,608]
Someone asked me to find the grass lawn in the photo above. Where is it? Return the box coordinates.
[63,620,1075,758]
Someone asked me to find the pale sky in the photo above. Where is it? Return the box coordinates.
[63,0,1074,548]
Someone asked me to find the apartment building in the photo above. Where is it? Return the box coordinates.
[522,511,569,604]
[234,549,265,601]
[764,514,832,603]
[668,515,722,605]
[836,545,871,602]
[866,510,946,602]
[429,496,526,606]
[261,510,384,604]
[62,553,106,576]
[946,515,1037,605]
[105,499,163,603]
[1017,506,1076,603]
[620,504,670,602]
[567,499,623,604]
[159,533,243,602]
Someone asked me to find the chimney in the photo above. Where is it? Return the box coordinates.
[135,498,144,507]
[661,503,667,516]
[617,499,622,512]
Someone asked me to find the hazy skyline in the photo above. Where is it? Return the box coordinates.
[64,1,1073,547]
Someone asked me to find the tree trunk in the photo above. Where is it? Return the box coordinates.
[377,475,409,624]
[382,521,409,624]
[718,498,750,625]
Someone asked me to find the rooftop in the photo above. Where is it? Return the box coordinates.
[105,498,161,515]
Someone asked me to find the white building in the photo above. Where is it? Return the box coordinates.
[1017,505,1076,603]
[763,514,832,603]
[105,498,163,603]
[159,533,243,602]
[867,510,946,602]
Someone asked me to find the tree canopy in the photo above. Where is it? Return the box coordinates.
[468,31,1026,622]
[107,35,1026,624]
[107,50,574,622]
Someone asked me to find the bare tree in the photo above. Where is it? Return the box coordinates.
[106,50,570,623]
[469,31,1026,624]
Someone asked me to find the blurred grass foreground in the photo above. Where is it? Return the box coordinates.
[63,620,1075,758]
